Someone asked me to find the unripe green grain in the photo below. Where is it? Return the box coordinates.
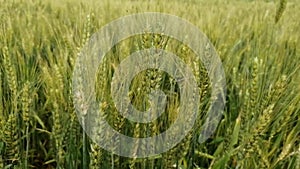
[21,81,30,126]
[245,104,274,157]
[89,143,102,169]
[275,0,287,23]
[250,57,259,117]
[3,46,18,102]
[3,113,19,165]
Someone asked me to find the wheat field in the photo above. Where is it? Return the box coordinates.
[0,0,299,168]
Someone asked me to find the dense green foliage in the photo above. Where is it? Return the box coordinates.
[0,0,299,168]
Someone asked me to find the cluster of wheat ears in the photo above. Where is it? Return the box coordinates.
[0,0,299,168]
